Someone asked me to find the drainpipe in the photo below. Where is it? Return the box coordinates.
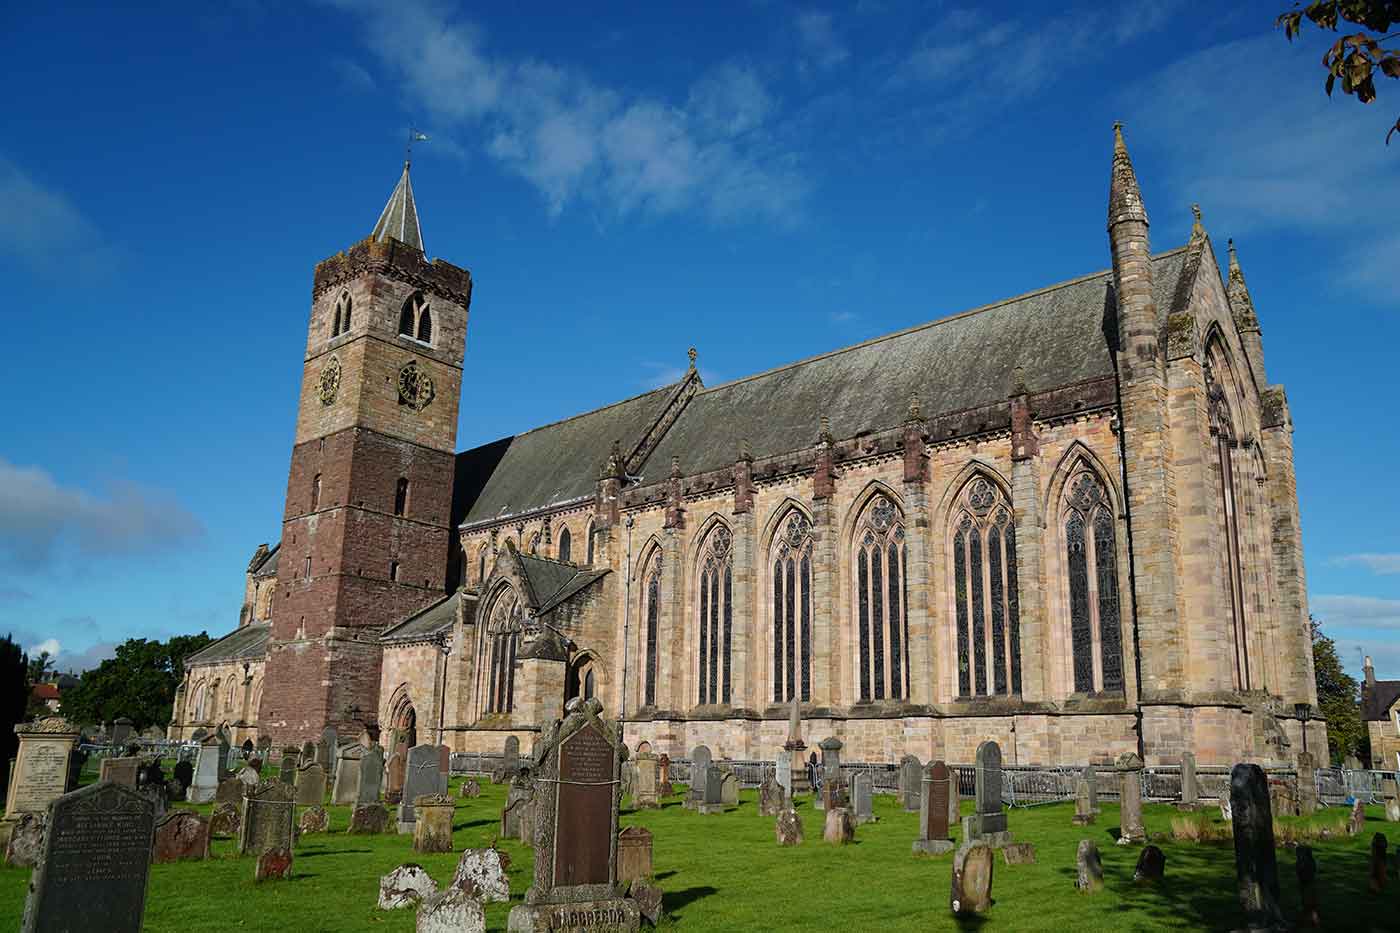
[437,639,451,746]
[621,515,635,733]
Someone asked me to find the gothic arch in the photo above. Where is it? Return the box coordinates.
[566,649,609,706]
[840,481,906,550]
[584,518,597,565]
[385,682,418,750]
[693,519,735,706]
[1053,458,1127,696]
[190,678,208,722]
[945,471,1022,698]
[758,497,813,551]
[847,486,909,702]
[555,523,573,562]
[478,583,523,716]
[765,504,815,703]
[686,513,734,566]
[1042,440,1124,522]
[932,459,1012,530]
[637,540,664,709]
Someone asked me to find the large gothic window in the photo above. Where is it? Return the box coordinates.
[557,527,572,563]
[1062,468,1124,694]
[697,524,733,706]
[642,551,662,708]
[950,476,1022,697]
[771,511,813,703]
[483,588,522,714]
[854,494,908,702]
[1207,356,1250,690]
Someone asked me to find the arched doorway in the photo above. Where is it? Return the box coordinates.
[387,684,418,755]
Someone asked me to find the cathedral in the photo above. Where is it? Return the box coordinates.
[170,126,1324,768]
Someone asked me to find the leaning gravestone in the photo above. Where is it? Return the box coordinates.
[294,763,326,807]
[152,810,209,863]
[508,697,639,932]
[775,749,792,802]
[1116,752,1146,844]
[5,718,80,820]
[239,779,295,857]
[1077,839,1104,893]
[1179,752,1199,810]
[333,745,365,805]
[966,741,1011,847]
[358,743,386,806]
[914,760,955,855]
[950,842,994,916]
[1231,762,1284,930]
[776,808,803,846]
[398,744,441,832]
[188,737,221,804]
[686,745,712,809]
[900,755,922,812]
[21,782,154,933]
[759,777,785,816]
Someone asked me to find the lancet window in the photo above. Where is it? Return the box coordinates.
[950,476,1022,697]
[483,588,522,714]
[1062,468,1124,693]
[1207,356,1250,690]
[557,527,572,562]
[697,524,733,706]
[642,551,662,708]
[771,511,813,703]
[854,494,908,701]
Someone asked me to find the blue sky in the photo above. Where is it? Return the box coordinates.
[2,1,1396,681]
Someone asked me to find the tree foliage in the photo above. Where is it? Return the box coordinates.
[59,632,213,732]
[0,634,28,801]
[1277,1,1400,142]
[1311,615,1368,764]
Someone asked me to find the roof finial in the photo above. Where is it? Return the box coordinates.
[1190,203,1204,238]
[687,347,697,371]
[739,438,753,462]
[818,415,834,445]
[670,455,682,479]
[906,393,923,422]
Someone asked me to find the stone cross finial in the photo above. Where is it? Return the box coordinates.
[687,347,698,370]
[906,394,922,421]
[739,438,752,462]
[1190,203,1204,238]
[818,415,833,445]
[670,455,682,479]
[1010,365,1028,396]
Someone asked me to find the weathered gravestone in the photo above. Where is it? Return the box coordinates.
[719,770,739,806]
[657,754,674,798]
[965,740,1011,847]
[208,803,240,837]
[616,826,653,883]
[1231,762,1284,930]
[775,749,792,802]
[1349,799,1366,835]
[379,863,438,909]
[172,759,193,794]
[152,810,209,863]
[294,762,326,807]
[386,752,406,804]
[775,807,803,846]
[21,782,154,933]
[853,774,874,825]
[950,842,994,916]
[319,726,337,774]
[1077,839,1104,893]
[188,737,221,804]
[900,755,922,812]
[397,744,440,832]
[357,743,385,806]
[460,778,481,799]
[697,766,725,815]
[1072,778,1095,826]
[1369,832,1388,894]
[1082,765,1099,814]
[215,777,243,807]
[685,745,712,810]
[633,752,659,809]
[1116,752,1146,845]
[5,718,80,820]
[299,806,329,835]
[349,803,389,834]
[414,794,455,854]
[495,735,521,784]
[758,777,785,816]
[1179,752,1200,810]
[1296,846,1320,928]
[914,760,955,855]
[239,779,295,858]
[301,740,316,765]
[502,777,534,839]
[419,889,484,932]
[278,748,297,786]
[1295,751,1317,817]
[1134,844,1166,882]
[98,757,140,789]
[4,813,45,868]
[452,846,511,902]
[507,697,639,932]
[818,737,845,810]
[215,728,233,781]
[333,744,365,805]
[823,806,855,845]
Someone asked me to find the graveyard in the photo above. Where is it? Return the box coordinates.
[0,733,1389,931]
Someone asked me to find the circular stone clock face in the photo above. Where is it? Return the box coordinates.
[398,361,435,411]
[318,356,342,406]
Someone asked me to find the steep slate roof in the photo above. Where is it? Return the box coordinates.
[251,543,279,578]
[381,591,474,644]
[457,382,682,526]
[185,623,271,666]
[371,161,424,252]
[1364,680,1400,721]
[515,554,608,616]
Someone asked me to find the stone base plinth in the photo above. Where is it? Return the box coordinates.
[508,899,640,932]
[912,838,955,855]
[1071,815,1096,826]
[697,803,725,815]
[396,820,415,835]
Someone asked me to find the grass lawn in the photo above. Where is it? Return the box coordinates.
[0,774,1390,932]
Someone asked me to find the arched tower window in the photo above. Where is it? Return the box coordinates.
[1206,354,1250,690]
[482,588,522,714]
[697,524,733,706]
[394,477,409,517]
[771,510,814,703]
[399,293,427,337]
[585,522,596,565]
[642,550,662,707]
[417,306,433,343]
[333,291,351,337]
[557,527,572,562]
[1062,467,1124,694]
[853,493,908,701]
[950,476,1021,698]
[477,545,488,586]
[528,532,541,555]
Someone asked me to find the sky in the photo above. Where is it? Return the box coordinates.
[1,0,1396,682]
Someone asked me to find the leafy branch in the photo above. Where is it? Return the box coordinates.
[1277,1,1400,142]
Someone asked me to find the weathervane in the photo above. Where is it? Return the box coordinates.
[406,125,430,164]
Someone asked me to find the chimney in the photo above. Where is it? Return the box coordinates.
[1364,654,1376,691]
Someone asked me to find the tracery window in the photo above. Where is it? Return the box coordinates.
[1207,357,1250,690]
[642,551,661,707]
[1062,468,1124,694]
[483,588,522,714]
[771,511,813,703]
[333,291,351,337]
[854,494,908,701]
[558,527,572,562]
[697,524,733,705]
[951,477,1022,697]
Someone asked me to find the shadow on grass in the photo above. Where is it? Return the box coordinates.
[457,818,496,830]
[664,885,718,913]
[297,848,371,858]
[952,912,990,931]
[653,870,677,881]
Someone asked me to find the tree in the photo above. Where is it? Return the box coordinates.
[1277,1,1400,142]
[59,632,213,732]
[26,650,52,686]
[0,635,28,801]
[1311,615,1367,764]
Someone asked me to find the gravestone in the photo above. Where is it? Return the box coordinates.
[775,749,792,802]
[299,806,329,835]
[188,738,221,804]
[1296,846,1320,928]
[900,755,922,812]
[1116,752,1146,845]
[349,803,389,834]
[1002,842,1036,865]
[502,779,534,838]
[1269,778,1299,818]
[21,782,154,933]
[460,778,481,799]
[452,847,511,902]
[398,744,441,832]
[719,771,739,806]
[278,749,297,786]
[238,779,294,857]
[1134,844,1166,882]
[216,777,243,807]
[98,757,139,789]
[413,794,455,853]
[775,807,803,846]
[110,717,133,748]
[256,847,292,882]
[697,766,726,815]
[914,760,955,855]
[633,752,659,809]
[4,813,45,868]
[1349,799,1366,835]
[208,802,240,837]
[215,729,233,781]
[1082,765,1099,813]
[1369,833,1388,894]
[5,718,80,820]
[438,745,451,787]
[657,754,674,797]
[333,744,365,805]
[236,763,259,790]
[686,745,712,809]
[783,694,811,794]
[1230,762,1284,930]
[966,741,1011,847]
[818,737,844,810]
[358,743,385,806]
[419,889,484,932]
[950,842,994,915]
[386,752,405,804]
[1179,752,1199,810]
[616,826,653,884]
[1076,839,1104,893]
[319,726,337,774]
[379,863,438,909]
[152,810,209,863]
[172,759,193,793]
[852,773,874,825]
[494,735,521,784]
[1072,778,1095,826]
[301,740,316,765]
[507,697,639,932]
[823,806,855,845]
[759,777,785,816]
[294,763,326,807]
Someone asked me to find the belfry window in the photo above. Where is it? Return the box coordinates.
[399,292,429,337]
[389,560,399,582]
[417,307,432,343]
[771,511,814,703]
[394,477,409,517]
[586,523,596,565]
[483,589,522,714]
[333,291,352,337]
[558,527,572,562]
[697,524,734,706]
[854,494,908,701]
[950,477,1021,698]
[642,552,661,707]
[1062,468,1124,694]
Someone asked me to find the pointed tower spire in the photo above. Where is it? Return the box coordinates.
[371,161,425,253]
[1226,239,1259,334]
[1108,122,1149,230]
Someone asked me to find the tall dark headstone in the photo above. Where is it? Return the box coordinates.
[398,744,440,832]
[357,743,385,806]
[21,783,154,933]
[1179,752,1199,810]
[685,745,712,810]
[1230,763,1284,930]
[914,760,955,855]
[899,755,922,812]
[508,698,639,932]
[967,741,1010,846]
[1116,752,1146,844]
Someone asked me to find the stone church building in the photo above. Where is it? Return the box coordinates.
[170,126,1323,768]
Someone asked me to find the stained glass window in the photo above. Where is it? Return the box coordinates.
[558,527,572,562]
[484,588,521,714]
[855,495,907,701]
[698,524,733,705]
[644,562,660,707]
[1062,467,1123,695]
[951,478,1021,698]
[1207,357,1250,691]
[772,512,813,703]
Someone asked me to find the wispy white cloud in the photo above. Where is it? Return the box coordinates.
[0,458,204,570]
[0,157,117,280]
[827,310,859,323]
[1312,594,1400,628]
[332,0,805,225]
[1333,554,1400,576]
[796,11,850,71]
[30,638,61,657]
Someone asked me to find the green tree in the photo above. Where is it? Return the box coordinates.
[1,635,28,800]
[60,632,212,732]
[1311,615,1367,764]
[1277,1,1400,142]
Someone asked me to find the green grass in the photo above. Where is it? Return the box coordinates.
[0,777,1390,932]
